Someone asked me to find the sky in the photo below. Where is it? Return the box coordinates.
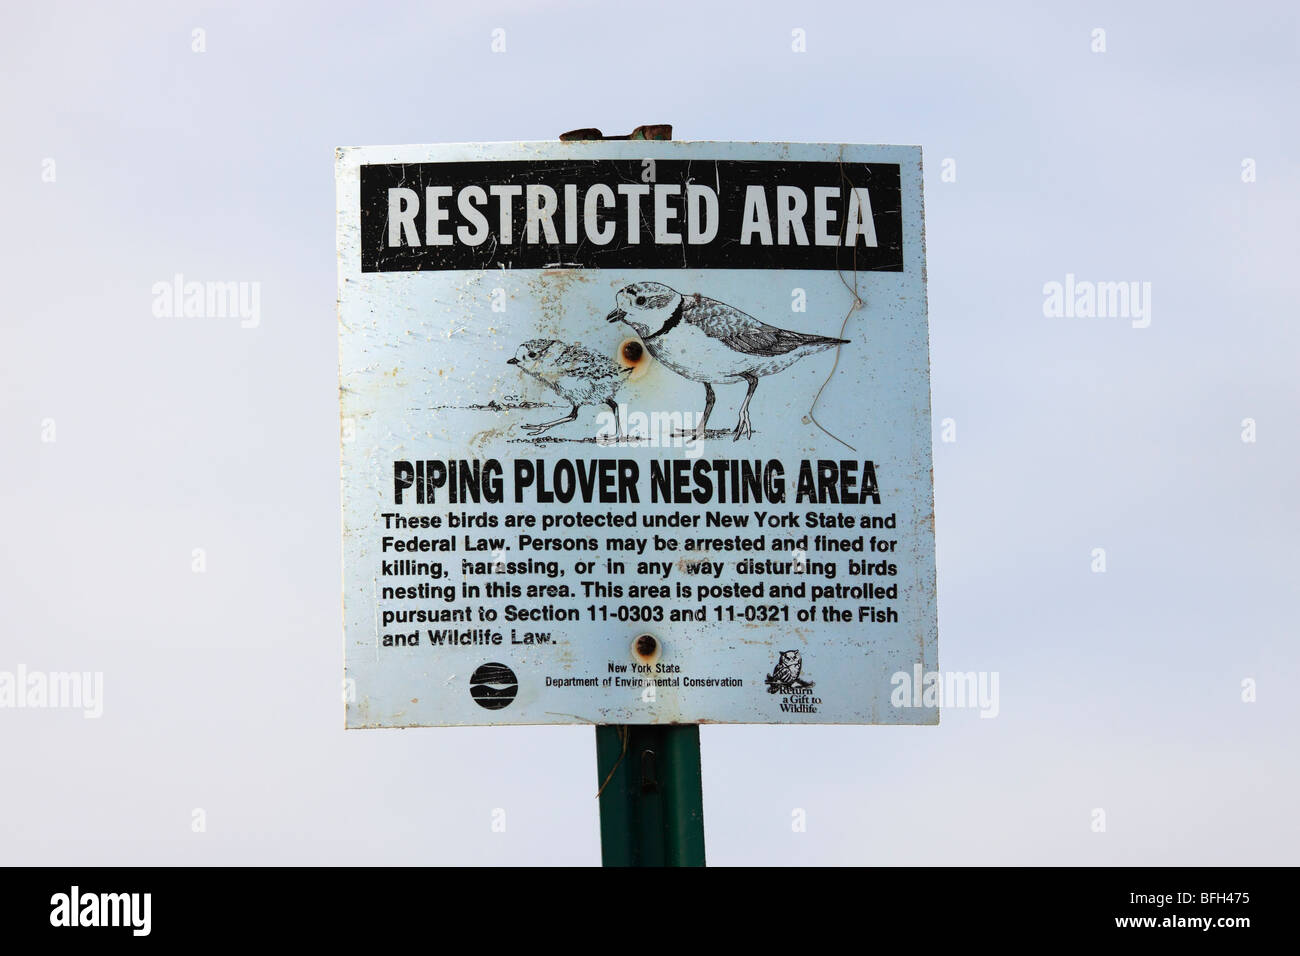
[0,0,1296,865]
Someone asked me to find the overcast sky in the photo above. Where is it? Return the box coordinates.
[1,0,1296,865]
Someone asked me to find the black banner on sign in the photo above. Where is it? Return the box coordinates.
[359,159,904,273]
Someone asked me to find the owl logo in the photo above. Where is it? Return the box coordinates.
[765,650,814,695]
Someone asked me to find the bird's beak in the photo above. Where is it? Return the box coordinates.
[605,308,626,324]
[506,357,518,365]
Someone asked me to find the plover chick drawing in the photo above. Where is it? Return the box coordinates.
[507,338,630,439]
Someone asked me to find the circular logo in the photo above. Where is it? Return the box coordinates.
[469,662,518,710]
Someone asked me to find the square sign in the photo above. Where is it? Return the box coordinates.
[336,140,937,727]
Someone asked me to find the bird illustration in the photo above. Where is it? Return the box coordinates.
[765,650,814,694]
[605,281,849,441]
[507,338,630,439]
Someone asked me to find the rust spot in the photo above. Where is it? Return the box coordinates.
[540,268,593,281]
[632,633,660,664]
[676,554,713,573]
[617,337,652,381]
[559,125,672,142]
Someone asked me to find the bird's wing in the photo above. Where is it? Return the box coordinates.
[688,297,848,357]
[554,344,629,383]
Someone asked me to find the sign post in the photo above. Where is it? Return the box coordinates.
[336,130,936,868]
[564,125,706,868]
[596,723,705,867]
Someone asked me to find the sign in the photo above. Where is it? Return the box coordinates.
[336,140,937,726]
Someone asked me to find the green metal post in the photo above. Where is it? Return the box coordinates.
[557,123,705,867]
[595,724,705,866]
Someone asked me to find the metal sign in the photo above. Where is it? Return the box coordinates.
[336,139,936,727]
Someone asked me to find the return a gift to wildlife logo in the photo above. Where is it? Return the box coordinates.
[765,650,821,713]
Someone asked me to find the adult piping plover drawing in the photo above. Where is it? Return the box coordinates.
[507,338,630,439]
[605,281,849,441]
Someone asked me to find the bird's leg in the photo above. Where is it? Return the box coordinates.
[674,382,715,442]
[733,373,759,441]
[604,399,627,443]
[522,405,579,436]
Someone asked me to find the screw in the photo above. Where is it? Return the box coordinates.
[640,749,658,793]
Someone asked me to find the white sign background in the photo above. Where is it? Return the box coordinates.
[337,140,937,727]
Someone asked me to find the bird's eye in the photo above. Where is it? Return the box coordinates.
[528,351,536,359]
[635,295,646,306]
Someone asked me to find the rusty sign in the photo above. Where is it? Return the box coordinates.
[336,140,936,726]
